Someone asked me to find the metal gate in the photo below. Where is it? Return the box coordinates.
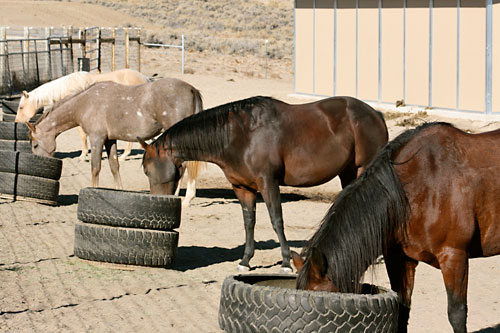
[78,27,100,72]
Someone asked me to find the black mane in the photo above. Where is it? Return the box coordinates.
[298,122,453,293]
[153,96,276,159]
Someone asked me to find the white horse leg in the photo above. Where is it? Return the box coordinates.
[181,161,202,208]
[119,141,134,161]
[78,126,89,161]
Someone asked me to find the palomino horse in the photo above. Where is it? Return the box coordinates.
[292,122,500,333]
[27,78,204,207]
[138,96,388,271]
[16,68,150,160]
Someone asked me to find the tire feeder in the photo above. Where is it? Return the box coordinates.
[218,274,399,333]
[74,188,182,267]
[0,151,62,205]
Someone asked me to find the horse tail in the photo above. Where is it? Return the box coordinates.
[192,87,203,115]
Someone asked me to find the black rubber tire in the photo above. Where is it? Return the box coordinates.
[0,172,59,205]
[0,139,32,152]
[1,113,41,123]
[0,151,62,180]
[73,221,179,267]
[218,274,399,333]
[1,99,20,114]
[77,187,181,230]
[0,122,30,141]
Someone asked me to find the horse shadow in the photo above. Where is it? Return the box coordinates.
[474,325,500,333]
[57,194,79,206]
[179,188,309,203]
[172,239,306,272]
[54,149,144,160]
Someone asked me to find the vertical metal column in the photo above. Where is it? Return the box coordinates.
[428,0,433,107]
[456,0,461,110]
[355,0,359,98]
[485,0,493,114]
[333,0,338,96]
[378,0,382,102]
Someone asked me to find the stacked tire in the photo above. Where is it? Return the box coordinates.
[0,150,62,205]
[1,98,42,123]
[74,188,182,267]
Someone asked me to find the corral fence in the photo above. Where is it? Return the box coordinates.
[0,26,150,98]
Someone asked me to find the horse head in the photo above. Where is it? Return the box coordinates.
[15,91,38,123]
[26,122,56,157]
[138,136,184,196]
[292,249,337,292]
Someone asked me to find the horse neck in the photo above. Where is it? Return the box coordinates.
[38,102,79,136]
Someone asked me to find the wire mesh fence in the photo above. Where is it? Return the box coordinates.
[0,26,141,97]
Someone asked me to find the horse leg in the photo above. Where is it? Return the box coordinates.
[339,163,357,189]
[438,250,469,333]
[90,138,105,187]
[182,162,198,208]
[119,141,134,161]
[384,249,418,333]
[174,165,185,196]
[259,178,291,272]
[104,139,123,190]
[77,126,89,161]
[232,185,257,271]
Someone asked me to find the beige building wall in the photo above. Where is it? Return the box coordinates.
[432,0,457,110]
[459,2,485,112]
[493,1,500,113]
[381,0,404,104]
[357,1,378,101]
[405,1,429,107]
[295,0,314,95]
[314,0,335,96]
[336,0,357,97]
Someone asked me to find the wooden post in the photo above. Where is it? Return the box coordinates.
[0,27,6,94]
[125,27,130,69]
[111,28,116,71]
[45,27,52,81]
[97,27,101,73]
[23,27,30,76]
[136,28,141,72]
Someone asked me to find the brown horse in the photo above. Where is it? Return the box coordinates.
[139,96,388,272]
[27,78,204,207]
[292,122,500,333]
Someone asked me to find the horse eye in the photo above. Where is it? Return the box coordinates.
[33,143,38,149]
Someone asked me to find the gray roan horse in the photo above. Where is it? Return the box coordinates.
[27,78,204,207]
[139,96,389,271]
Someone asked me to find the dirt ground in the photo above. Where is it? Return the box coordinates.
[1,1,500,332]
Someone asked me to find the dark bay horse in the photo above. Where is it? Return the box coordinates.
[27,78,204,207]
[292,122,500,332]
[139,96,388,272]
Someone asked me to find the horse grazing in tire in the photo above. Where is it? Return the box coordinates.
[139,96,388,272]
[292,122,500,333]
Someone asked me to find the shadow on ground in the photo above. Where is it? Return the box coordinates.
[174,239,306,271]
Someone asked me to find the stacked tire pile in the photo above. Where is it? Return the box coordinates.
[1,98,42,122]
[1,99,32,152]
[74,188,182,267]
[0,122,62,205]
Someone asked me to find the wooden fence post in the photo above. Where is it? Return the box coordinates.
[0,27,6,92]
[111,27,116,71]
[45,26,52,81]
[23,27,30,77]
[125,28,130,69]
[137,28,141,72]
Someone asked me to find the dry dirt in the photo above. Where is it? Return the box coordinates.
[1,1,500,332]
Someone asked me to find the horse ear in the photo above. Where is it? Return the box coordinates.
[23,90,29,98]
[26,122,36,135]
[310,247,328,278]
[291,251,305,272]
[137,136,149,150]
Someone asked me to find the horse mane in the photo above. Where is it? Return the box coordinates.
[33,83,96,126]
[23,72,93,110]
[298,121,454,293]
[153,96,276,159]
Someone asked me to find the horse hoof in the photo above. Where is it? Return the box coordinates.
[237,265,250,272]
[181,201,190,209]
[280,266,293,274]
